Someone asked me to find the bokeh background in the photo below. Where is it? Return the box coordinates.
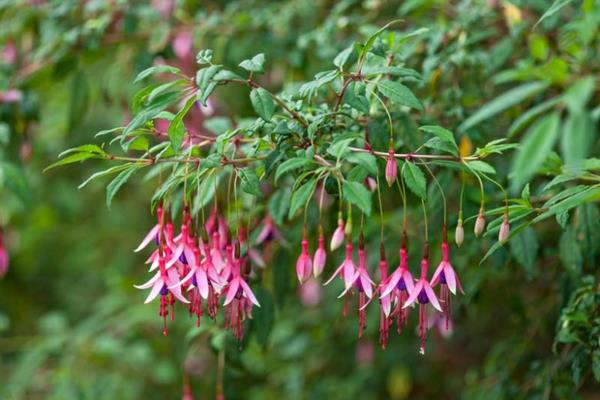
[1,1,599,399]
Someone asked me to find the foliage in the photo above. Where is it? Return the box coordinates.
[1,1,599,399]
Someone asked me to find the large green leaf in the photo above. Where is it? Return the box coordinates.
[510,112,560,193]
[250,88,275,121]
[402,162,426,199]
[343,180,372,215]
[377,80,423,111]
[459,81,549,132]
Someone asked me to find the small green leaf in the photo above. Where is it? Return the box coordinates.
[239,53,266,73]
[346,152,377,174]
[44,152,98,172]
[402,162,426,199]
[134,65,182,83]
[467,160,496,175]
[78,164,131,189]
[343,180,372,215]
[510,112,561,193]
[419,125,458,154]
[459,81,549,132]
[239,168,262,196]
[533,186,600,223]
[333,46,356,69]
[250,88,275,121]
[275,158,313,183]
[192,171,218,212]
[196,49,213,64]
[168,96,195,149]
[535,0,574,28]
[378,80,423,111]
[106,165,139,208]
[288,179,317,219]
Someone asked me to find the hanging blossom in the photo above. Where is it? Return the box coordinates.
[0,230,8,278]
[377,247,390,349]
[330,216,345,251]
[430,239,464,329]
[324,240,358,316]
[312,225,327,278]
[295,233,312,283]
[223,246,260,341]
[380,245,414,333]
[403,245,442,355]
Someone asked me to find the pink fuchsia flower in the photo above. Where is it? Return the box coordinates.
[385,149,398,186]
[403,246,442,354]
[299,277,322,307]
[0,89,22,103]
[295,235,312,283]
[134,255,189,335]
[134,205,164,252]
[380,246,414,333]
[324,241,358,297]
[330,217,345,251]
[255,216,276,245]
[430,241,464,329]
[0,231,8,278]
[377,250,390,349]
[312,226,327,277]
[364,176,377,192]
[172,31,193,60]
[223,254,260,341]
[354,243,375,337]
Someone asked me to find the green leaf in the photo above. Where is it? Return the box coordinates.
[288,179,317,219]
[59,144,106,158]
[196,49,213,64]
[363,66,421,79]
[359,19,402,62]
[419,125,457,154]
[480,221,533,265]
[467,160,496,175]
[333,46,356,69]
[106,165,139,208]
[459,81,549,132]
[196,65,220,93]
[268,189,291,225]
[377,80,423,111]
[238,168,262,196]
[1,162,30,205]
[533,186,600,223]
[424,137,458,156]
[343,81,370,114]
[212,69,243,81]
[402,162,426,199]
[508,97,562,138]
[192,171,218,213]
[250,88,275,121]
[239,53,266,73]
[78,164,132,189]
[44,152,97,172]
[346,152,377,174]
[510,112,561,193]
[124,92,180,136]
[561,111,595,168]
[563,76,595,113]
[168,96,195,149]
[275,158,313,183]
[535,0,574,28]
[509,227,539,277]
[343,180,372,215]
[134,65,181,83]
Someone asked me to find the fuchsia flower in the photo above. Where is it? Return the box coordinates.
[255,216,276,245]
[295,236,312,283]
[0,231,8,278]
[167,212,197,269]
[312,227,327,277]
[377,249,390,348]
[403,246,442,354]
[499,215,510,242]
[354,243,375,337]
[430,240,464,329]
[385,149,398,186]
[330,217,345,251]
[324,241,358,295]
[223,252,260,341]
[380,246,414,333]
[134,255,189,335]
[364,176,377,192]
[134,206,163,253]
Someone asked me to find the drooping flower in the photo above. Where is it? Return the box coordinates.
[0,231,8,278]
[403,246,442,354]
[167,212,197,269]
[385,149,398,186]
[380,246,414,333]
[330,217,345,251]
[134,205,164,253]
[255,216,276,245]
[313,226,327,277]
[134,254,190,335]
[377,247,390,348]
[499,215,510,243]
[355,242,375,337]
[295,234,312,283]
[430,241,464,329]
[223,250,260,341]
[324,240,358,316]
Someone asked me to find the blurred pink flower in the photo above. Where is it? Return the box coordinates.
[172,31,194,60]
[0,231,8,278]
[0,89,22,103]
[299,278,322,307]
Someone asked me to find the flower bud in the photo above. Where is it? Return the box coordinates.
[313,231,327,277]
[385,150,398,186]
[364,176,377,192]
[454,221,464,247]
[474,210,486,237]
[330,219,345,251]
[498,216,510,243]
[296,238,312,284]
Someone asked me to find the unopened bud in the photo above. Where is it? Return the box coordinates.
[498,216,510,243]
[474,210,486,237]
[385,150,398,186]
[330,219,345,251]
[454,221,464,247]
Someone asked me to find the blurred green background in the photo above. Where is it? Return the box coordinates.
[1,1,599,399]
